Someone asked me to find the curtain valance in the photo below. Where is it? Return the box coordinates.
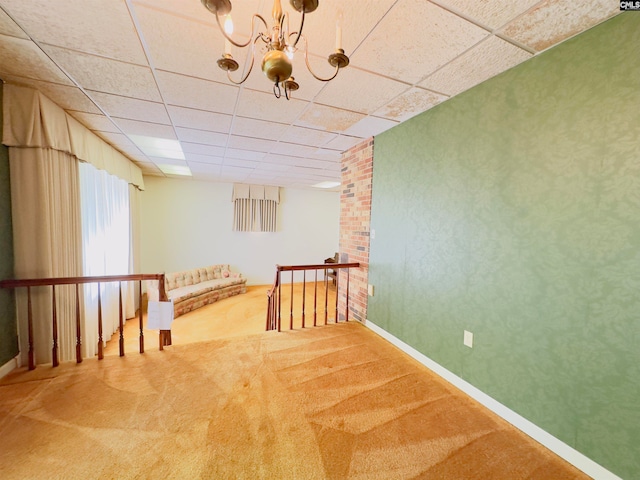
[232,183,280,203]
[2,83,144,190]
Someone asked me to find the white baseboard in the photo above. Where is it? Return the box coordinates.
[0,355,19,380]
[364,320,621,480]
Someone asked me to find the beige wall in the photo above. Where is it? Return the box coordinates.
[140,177,340,285]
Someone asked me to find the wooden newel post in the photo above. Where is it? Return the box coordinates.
[51,285,59,367]
[158,274,172,349]
[27,286,35,370]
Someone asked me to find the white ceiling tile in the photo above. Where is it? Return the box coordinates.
[86,91,170,123]
[375,87,448,122]
[132,0,218,24]
[295,0,397,59]
[264,154,306,166]
[148,156,187,166]
[113,118,176,139]
[228,135,277,153]
[0,9,27,38]
[188,162,222,175]
[0,36,73,86]
[297,103,365,132]
[69,112,120,134]
[0,0,147,63]
[314,67,410,115]
[43,46,161,101]
[236,89,308,124]
[167,106,232,133]
[419,37,532,97]
[133,4,226,81]
[176,127,228,146]
[500,0,620,52]
[272,142,318,158]
[185,153,224,164]
[279,125,338,148]
[182,143,225,157]
[324,135,366,151]
[223,158,259,169]
[226,148,267,161]
[350,0,489,84]
[156,70,239,114]
[254,163,291,173]
[116,146,148,163]
[96,132,137,149]
[232,117,288,141]
[310,148,342,161]
[221,165,253,177]
[343,116,398,138]
[433,0,541,30]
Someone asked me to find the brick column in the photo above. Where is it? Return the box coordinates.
[338,138,373,323]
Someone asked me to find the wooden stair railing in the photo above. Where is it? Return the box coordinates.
[0,273,169,370]
[266,262,360,331]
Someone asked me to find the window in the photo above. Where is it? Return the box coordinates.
[232,184,280,232]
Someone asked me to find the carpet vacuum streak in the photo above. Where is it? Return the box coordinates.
[0,322,587,479]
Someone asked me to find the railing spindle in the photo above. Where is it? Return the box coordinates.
[139,280,144,354]
[313,270,318,327]
[75,283,82,363]
[334,268,339,323]
[345,268,350,322]
[302,270,306,328]
[324,268,329,325]
[264,262,359,332]
[98,283,103,360]
[0,274,169,367]
[27,286,35,370]
[51,285,59,367]
[118,282,124,357]
[277,269,282,332]
[289,271,294,330]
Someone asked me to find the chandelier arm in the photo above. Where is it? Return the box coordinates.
[291,10,305,49]
[302,36,340,82]
[216,12,269,48]
[225,37,260,85]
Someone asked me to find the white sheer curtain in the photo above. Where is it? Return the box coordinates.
[79,162,131,358]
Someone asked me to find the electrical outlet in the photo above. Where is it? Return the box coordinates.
[367,284,375,296]
[464,330,473,348]
[370,229,376,239]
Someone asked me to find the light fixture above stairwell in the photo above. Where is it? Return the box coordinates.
[200,0,349,100]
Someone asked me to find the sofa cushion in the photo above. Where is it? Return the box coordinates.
[168,277,246,304]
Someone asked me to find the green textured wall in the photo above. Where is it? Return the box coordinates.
[369,14,639,480]
[0,85,18,367]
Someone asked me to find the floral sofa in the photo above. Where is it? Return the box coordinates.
[147,264,247,318]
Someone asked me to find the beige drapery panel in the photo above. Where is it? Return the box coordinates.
[3,84,144,364]
[2,84,144,190]
[9,148,83,364]
[232,184,280,232]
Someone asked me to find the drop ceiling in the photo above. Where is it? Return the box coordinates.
[0,0,620,189]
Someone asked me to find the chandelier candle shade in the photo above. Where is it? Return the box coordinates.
[201,0,349,99]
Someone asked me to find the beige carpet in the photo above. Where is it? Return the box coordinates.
[0,317,586,479]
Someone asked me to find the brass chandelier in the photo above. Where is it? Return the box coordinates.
[200,0,349,100]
